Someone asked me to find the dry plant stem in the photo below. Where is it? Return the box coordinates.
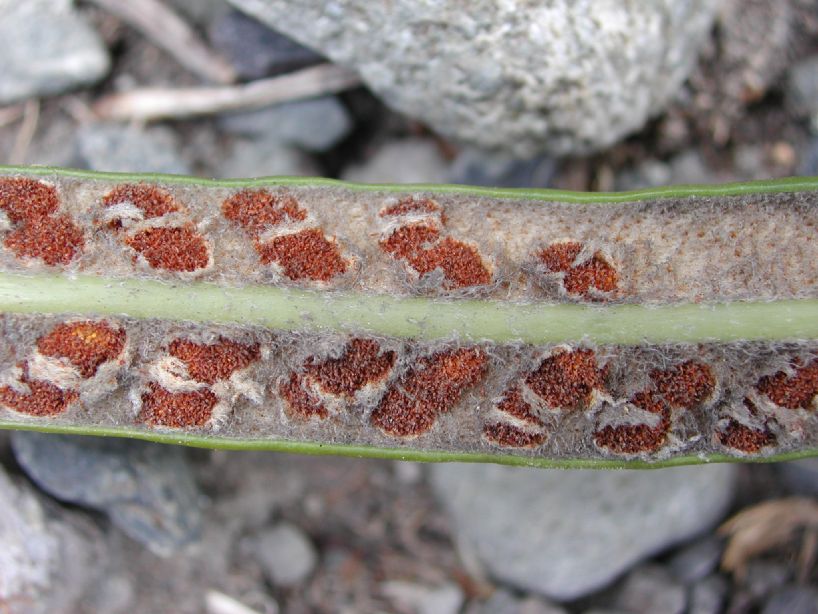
[93,64,362,121]
[88,0,236,84]
[0,166,815,468]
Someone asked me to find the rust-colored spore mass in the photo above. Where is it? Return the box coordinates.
[304,338,396,397]
[102,184,179,225]
[483,422,546,448]
[4,214,85,266]
[140,382,218,428]
[37,321,126,379]
[0,177,59,222]
[222,189,307,235]
[537,241,582,272]
[256,228,348,281]
[169,337,260,384]
[125,225,209,272]
[538,241,618,300]
[717,418,776,452]
[651,361,716,408]
[279,373,328,420]
[0,363,78,417]
[525,348,606,410]
[380,224,491,289]
[756,358,818,410]
[495,387,543,426]
[380,197,441,217]
[594,392,669,454]
[370,347,487,437]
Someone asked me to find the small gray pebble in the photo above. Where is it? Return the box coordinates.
[762,586,818,614]
[76,124,192,175]
[614,565,687,614]
[11,432,202,556]
[668,537,723,584]
[254,522,317,587]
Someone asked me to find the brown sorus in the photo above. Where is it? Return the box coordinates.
[37,321,126,379]
[102,184,180,228]
[495,386,543,426]
[169,337,260,384]
[717,418,776,453]
[0,177,59,222]
[594,392,670,454]
[279,372,329,420]
[525,348,606,410]
[303,338,396,398]
[139,382,218,428]
[380,223,491,289]
[370,347,487,437]
[255,228,348,282]
[483,422,546,448]
[756,358,818,410]
[125,225,210,272]
[651,361,716,408]
[537,241,618,300]
[222,189,307,235]
[0,362,78,417]
[4,214,85,266]
[380,197,441,217]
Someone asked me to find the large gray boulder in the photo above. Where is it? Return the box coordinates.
[431,463,736,602]
[227,0,721,156]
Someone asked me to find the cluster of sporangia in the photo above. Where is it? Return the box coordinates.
[0,177,815,457]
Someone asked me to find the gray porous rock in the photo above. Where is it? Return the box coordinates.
[226,0,721,156]
[76,124,193,175]
[11,432,203,556]
[0,0,110,105]
[431,463,736,602]
[0,464,98,614]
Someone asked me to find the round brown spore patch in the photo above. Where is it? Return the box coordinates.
[495,386,543,426]
[379,224,491,289]
[303,338,396,398]
[483,422,546,448]
[37,321,126,379]
[169,337,259,385]
[139,382,218,428]
[593,391,670,455]
[717,418,776,453]
[0,362,78,417]
[102,184,180,226]
[222,189,307,235]
[0,177,59,222]
[537,241,618,300]
[756,358,818,410]
[4,214,85,266]
[125,225,210,272]
[525,348,606,410]
[380,197,441,217]
[651,361,716,408]
[279,373,328,420]
[370,347,487,437]
[255,228,348,282]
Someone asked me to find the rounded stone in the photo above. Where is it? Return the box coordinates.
[431,463,736,602]
[226,0,721,156]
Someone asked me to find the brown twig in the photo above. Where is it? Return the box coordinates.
[88,0,236,85]
[92,63,362,122]
[9,99,40,165]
